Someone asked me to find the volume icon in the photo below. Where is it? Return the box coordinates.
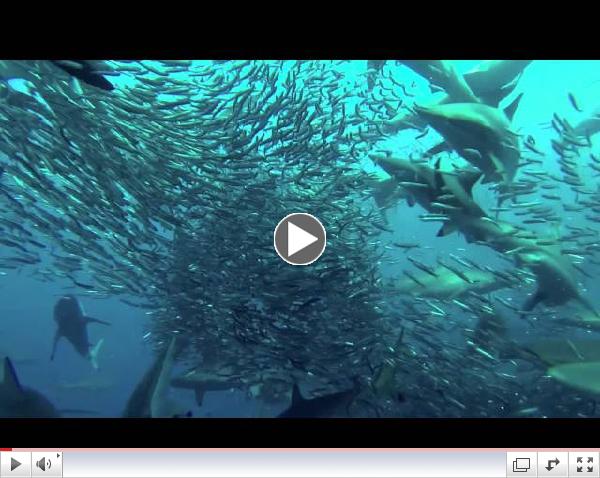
[35,457,51,471]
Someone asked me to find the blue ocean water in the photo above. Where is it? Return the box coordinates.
[1,60,600,418]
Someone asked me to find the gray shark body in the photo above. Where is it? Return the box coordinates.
[413,102,520,185]
[384,60,531,133]
[277,383,358,418]
[123,336,191,418]
[369,153,485,218]
[51,295,110,369]
[0,357,60,417]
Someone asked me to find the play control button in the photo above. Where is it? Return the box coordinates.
[274,213,326,265]
[11,459,21,472]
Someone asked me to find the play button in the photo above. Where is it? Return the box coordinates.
[274,213,326,265]
[11,459,21,472]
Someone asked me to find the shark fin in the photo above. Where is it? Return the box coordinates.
[84,316,110,326]
[194,388,205,407]
[89,338,104,370]
[522,290,546,314]
[460,170,483,196]
[50,331,60,361]
[291,383,305,405]
[427,141,450,157]
[1,357,23,400]
[503,92,524,122]
[437,223,457,237]
[406,195,416,207]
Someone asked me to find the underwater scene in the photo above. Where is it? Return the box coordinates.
[1,60,600,418]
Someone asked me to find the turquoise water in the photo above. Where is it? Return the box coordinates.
[1,60,600,418]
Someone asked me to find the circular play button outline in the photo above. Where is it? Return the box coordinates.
[274,213,327,266]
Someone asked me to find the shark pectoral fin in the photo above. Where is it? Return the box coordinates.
[522,290,546,314]
[427,141,450,157]
[461,171,483,196]
[84,316,111,326]
[1,357,23,400]
[406,195,416,207]
[50,331,60,361]
[194,388,205,407]
[488,154,508,183]
[437,223,457,237]
[89,338,104,370]
[503,92,524,122]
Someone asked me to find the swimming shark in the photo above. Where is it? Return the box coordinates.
[277,381,360,418]
[513,246,598,315]
[441,211,597,314]
[50,61,115,91]
[413,102,520,185]
[508,338,600,367]
[51,295,110,370]
[170,369,246,406]
[400,60,480,103]
[122,336,191,418]
[0,357,60,417]
[462,60,532,107]
[548,361,600,395]
[440,212,536,249]
[383,60,530,133]
[573,106,600,138]
[394,266,513,300]
[369,153,485,217]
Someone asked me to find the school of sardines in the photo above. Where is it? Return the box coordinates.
[1,59,600,418]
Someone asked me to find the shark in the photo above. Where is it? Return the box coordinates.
[439,211,537,249]
[548,362,600,395]
[277,381,360,418]
[0,357,60,417]
[368,153,485,218]
[442,212,597,314]
[400,60,480,103]
[508,338,600,367]
[122,336,191,418]
[573,106,600,138]
[394,266,513,300]
[462,60,532,107]
[413,102,521,185]
[383,60,530,133]
[513,246,598,315]
[51,295,110,370]
[50,61,115,91]
[170,369,246,406]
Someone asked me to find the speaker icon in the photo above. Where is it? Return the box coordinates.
[35,457,51,472]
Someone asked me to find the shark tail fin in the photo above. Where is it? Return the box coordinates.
[1,357,23,400]
[89,338,104,370]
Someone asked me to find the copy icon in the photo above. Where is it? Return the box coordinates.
[514,458,531,472]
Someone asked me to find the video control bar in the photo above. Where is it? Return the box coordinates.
[0,450,598,477]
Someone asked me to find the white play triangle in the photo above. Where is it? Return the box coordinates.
[287,221,318,257]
